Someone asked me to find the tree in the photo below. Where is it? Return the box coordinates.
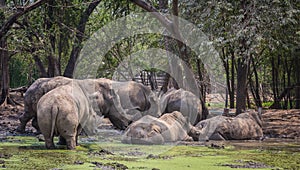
[64,0,102,78]
[0,0,47,106]
[130,0,190,65]
[180,0,299,111]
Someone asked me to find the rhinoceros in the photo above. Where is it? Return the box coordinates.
[18,77,114,133]
[160,88,207,125]
[37,81,99,149]
[121,111,201,144]
[90,80,160,130]
[17,76,72,133]
[195,111,263,141]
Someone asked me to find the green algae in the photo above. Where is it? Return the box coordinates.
[0,136,299,170]
[244,150,300,170]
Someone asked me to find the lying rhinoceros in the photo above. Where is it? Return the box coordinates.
[37,81,99,149]
[160,88,208,125]
[90,80,160,130]
[195,111,263,141]
[17,76,72,133]
[121,111,200,144]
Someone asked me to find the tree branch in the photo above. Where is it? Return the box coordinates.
[130,0,173,32]
[63,0,102,78]
[0,0,47,39]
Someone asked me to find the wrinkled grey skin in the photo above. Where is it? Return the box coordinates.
[37,81,98,150]
[90,80,160,130]
[18,77,112,133]
[121,111,200,145]
[19,76,159,133]
[160,88,206,126]
[195,111,263,141]
[17,76,72,133]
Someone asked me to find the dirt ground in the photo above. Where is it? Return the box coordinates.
[0,92,299,139]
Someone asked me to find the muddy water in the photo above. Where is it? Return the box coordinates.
[226,138,300,152]
[84,129,300,155]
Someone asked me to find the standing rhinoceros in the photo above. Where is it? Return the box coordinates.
[160,88,207,126]
[17,76,72,133]
[37,81,98,149]
[121,111,200,144]
[90,80,160,130]
[195,111,263,141]
[17,77,112,133]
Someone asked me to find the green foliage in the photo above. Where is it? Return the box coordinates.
[9,54,40,87]
[262,101,273,108]
[180,0,300,108]
[97,33,163,79]
[1,0,299,108]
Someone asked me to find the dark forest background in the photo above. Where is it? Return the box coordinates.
[0,0,299,113]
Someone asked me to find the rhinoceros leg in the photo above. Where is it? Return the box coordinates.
[60,130,77,149]
[17,112,33,133]
[59,126,78,149]
[40,123,55,149]
[31,117,40,133]
[45,138,55,149]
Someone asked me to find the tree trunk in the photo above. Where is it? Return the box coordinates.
[197,59,206,103]
[271,56,279,107]
[249,55,262,107]
[33,55,47,77]
[148,71,158,90]
[285,52,292,108]
[0,2,10,105]
[269,86,294,109]
[63,0,101,78]
[295,48,300,109]
[45,0,60,77]
[236,58,249,114]
[158,0,170,94]
[0,37,10,105]
[47,55,60,77]
[230,49,235,108]
[221,47,230,108]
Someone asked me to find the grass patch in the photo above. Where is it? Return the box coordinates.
[0,136,299,169]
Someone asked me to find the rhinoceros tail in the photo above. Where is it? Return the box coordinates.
[50,106,59,139]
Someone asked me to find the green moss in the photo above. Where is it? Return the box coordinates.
[0,136,299,170]
[244,150,300,170]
